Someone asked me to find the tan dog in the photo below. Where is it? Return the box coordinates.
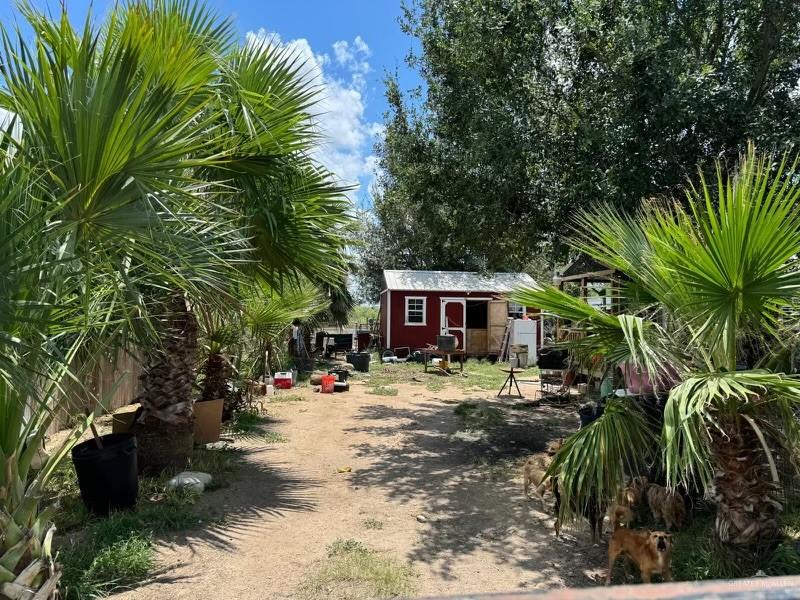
[606,528,673,584]
[522,438,564,510]
[522,458,551,509]
[646,484,687,530]
[607,503,634,532]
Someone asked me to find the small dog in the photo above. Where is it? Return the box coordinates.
[606,528,673,584]
[646,484,687,530]
[522,458,551,510]
[522,438,565,509]
[607,503,634,532]
[608,475,648,528]
[621,475,649,507]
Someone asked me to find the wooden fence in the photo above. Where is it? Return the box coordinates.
[47,351,143,435]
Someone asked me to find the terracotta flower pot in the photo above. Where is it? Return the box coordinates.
[194,398,224,444]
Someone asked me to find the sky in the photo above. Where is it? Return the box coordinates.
[0,0,422,208]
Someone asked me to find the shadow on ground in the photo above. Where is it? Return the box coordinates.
[156,444,319,556]
[346,393,607,588]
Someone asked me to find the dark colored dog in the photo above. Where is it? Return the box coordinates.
[553,478,606,544]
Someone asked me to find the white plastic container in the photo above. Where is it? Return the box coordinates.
[265,384,275,396]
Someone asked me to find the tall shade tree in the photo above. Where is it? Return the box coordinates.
[512,145,800,566]
[357,0,800,300]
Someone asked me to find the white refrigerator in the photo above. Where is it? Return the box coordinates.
[510,319,537,366]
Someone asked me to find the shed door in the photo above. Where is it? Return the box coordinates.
[440,298,466,350]
[488,300,508,353]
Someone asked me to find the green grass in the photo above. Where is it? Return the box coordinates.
[50,446,241,599]
[453,401,505,429]
[362,518,384,530]
[366,385,398,397]
[671,505,800,581]
[360,358,535,393]
[299,539,415,599]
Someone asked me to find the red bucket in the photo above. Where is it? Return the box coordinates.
[321,375,336,394]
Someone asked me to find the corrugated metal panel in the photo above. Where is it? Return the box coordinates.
[383,270,536,292]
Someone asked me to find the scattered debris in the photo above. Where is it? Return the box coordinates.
[204,441,234,451]
[416,514,428,523]
[451,429,487,443]
[167,471,213,493]
[338,466,352,473]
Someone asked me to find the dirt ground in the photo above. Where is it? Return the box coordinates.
[111,376,609,599]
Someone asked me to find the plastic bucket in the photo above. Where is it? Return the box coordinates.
[321,375,336,393]
[72,433,138,516]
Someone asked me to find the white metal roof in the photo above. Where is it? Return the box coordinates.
[383,270,536,293]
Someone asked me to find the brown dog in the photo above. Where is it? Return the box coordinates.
[553,478,606,544]
[606,528,673,584]
[646,484,687,530]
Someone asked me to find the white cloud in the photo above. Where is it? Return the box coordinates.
[245,29,380,199]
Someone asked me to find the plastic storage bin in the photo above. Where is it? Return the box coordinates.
[274,372,293,389]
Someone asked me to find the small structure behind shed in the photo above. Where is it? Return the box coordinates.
[378,270,540,357]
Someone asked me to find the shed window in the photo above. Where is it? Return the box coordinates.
[508,302,524,319]
[405,297,426,325]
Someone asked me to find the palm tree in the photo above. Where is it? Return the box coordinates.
[512,144,800,566]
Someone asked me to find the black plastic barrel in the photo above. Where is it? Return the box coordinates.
[346,352,371,372]
[72,433,138,516]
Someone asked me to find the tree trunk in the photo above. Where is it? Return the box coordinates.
[135,292,198,473]
[709,414,782,567]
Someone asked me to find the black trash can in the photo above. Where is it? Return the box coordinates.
[72,433,139,516]
[578,403,603,429]
[346,352,371,373]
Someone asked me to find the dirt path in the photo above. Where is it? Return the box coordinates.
[113,380,607,599]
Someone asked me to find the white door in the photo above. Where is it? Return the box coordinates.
[440,298,466,349]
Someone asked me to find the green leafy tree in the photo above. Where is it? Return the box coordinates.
[512,145,800,567]
[358,0,800,299]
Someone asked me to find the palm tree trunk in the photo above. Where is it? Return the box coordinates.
[709,414,782,566]
[135,292,198,473]
[201,351,230,403]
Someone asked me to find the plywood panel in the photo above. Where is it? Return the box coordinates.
[488,300,508,353]
[466,329,488,355]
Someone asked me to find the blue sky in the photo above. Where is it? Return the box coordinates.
[1,0,421,208]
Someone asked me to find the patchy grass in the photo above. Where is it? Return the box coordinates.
[50,446,241,599]
[453,401,505,429]
[425,379,445,392]
[362,518,384,530]
[299,539,415,599]
[360,358,536,393]
[366,385,398,397]
[269,393,306,404]
[223,411,286,443]
[473,456,517,481]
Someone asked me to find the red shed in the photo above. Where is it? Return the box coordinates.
[378,270,541,356]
